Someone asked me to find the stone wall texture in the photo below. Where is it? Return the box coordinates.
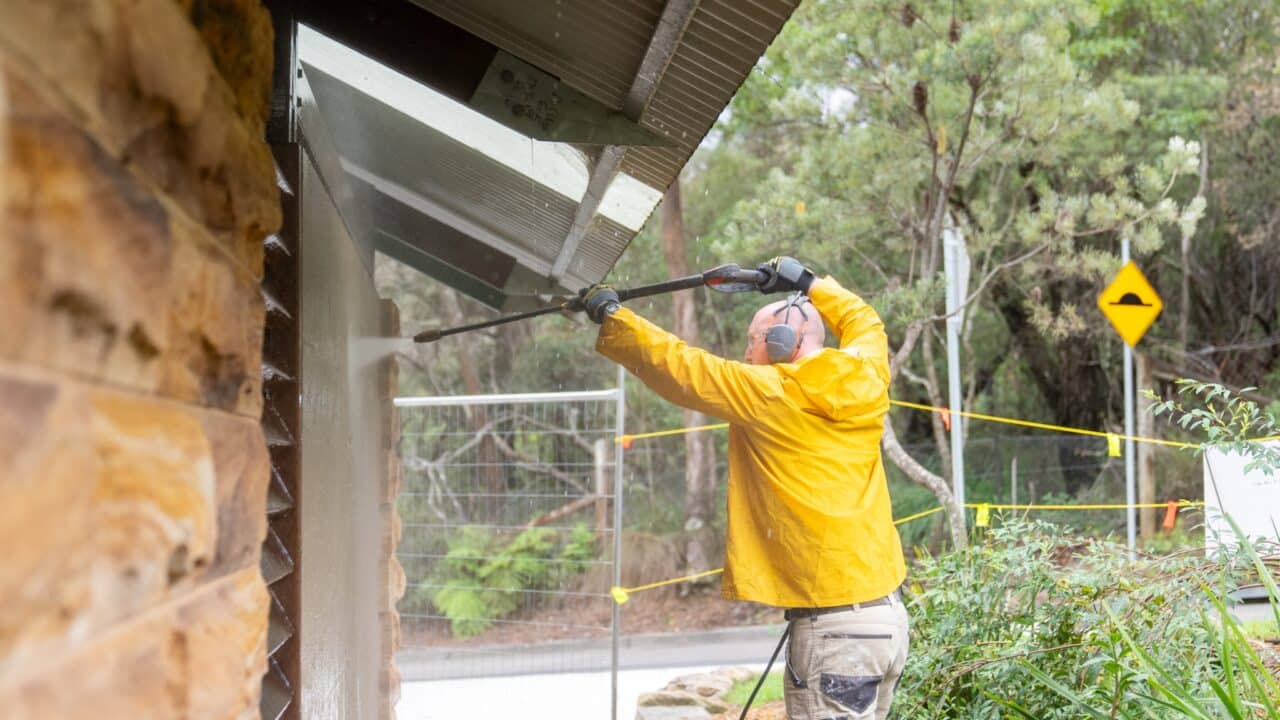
[0,0,278,716]
[380,299,406,720]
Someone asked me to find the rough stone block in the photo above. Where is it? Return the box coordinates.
[203,412,269,580]
[159,216,265,416]
[634,706,711,720]
[638,690,703,707]
[0,371,267,673]
[0,63,265,417]
[184,0,275,134]
[176,567,268,719]
[380,553,406,607]
[0,0,280,274]
[0,568,267,719]
[380,504,402,556]
[90,387,218,602]
[384,451,403,502]
[0,608,184,720]
[381,661,401,702]
[1,68,174,393]
[667,672,734,697]
[0,373,97,671]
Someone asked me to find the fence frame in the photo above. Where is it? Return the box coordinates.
[394,374,626,719]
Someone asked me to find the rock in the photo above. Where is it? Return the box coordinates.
[0,0,280,275]
[667,671,734,697]
[0,373,267,674]
[1,63,265,417]
[638,690,703,707]
[1,567,266,719]
[174,567,268,718]
[699,695,732,714]
[635,706,712,720]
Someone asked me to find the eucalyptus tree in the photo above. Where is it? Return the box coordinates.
[708,0,1207,545]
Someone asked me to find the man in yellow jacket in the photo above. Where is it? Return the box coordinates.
[581,257,909,720]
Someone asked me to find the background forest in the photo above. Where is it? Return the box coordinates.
[379,0,1280,575]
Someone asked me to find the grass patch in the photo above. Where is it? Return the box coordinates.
[724,670,784,706]
[1242,617,1279,641]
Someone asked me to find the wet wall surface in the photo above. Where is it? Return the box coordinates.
[299,151,385,719]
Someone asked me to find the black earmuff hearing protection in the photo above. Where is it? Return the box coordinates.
[765,293,811,363]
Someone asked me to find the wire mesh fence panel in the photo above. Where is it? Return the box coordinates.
[395,391,622,682]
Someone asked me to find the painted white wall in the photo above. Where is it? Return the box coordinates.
[1203,443,1280,552]
[300,150,386,719]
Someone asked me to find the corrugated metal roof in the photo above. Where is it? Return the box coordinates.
[413,0,665,109]
[418,0,798,196]
[303,0,798,307]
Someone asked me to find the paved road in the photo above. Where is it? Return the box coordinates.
[398,623,787,681]
[1233,599,1277,625]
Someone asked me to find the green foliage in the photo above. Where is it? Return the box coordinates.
[1148,380,1280,475]
[1241,619,1279,642]
[895,519,1262,718]
[724,670,783,707]
[424,524,597,638]
[898,382,1280,718]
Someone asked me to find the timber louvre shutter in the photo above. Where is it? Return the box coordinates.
[260,146,304,720]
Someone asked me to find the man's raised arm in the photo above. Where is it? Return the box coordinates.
[807,277,891,386]
[594,307,777,425]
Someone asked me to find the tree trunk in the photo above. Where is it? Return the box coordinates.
[921,331,953,480]
[1137,352,1157,538]
[884,321,968,547]
[882,417,967,550]
[662,181,718,573]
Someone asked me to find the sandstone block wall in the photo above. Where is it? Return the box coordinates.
[380,299,406,720]
[0,0,279,716]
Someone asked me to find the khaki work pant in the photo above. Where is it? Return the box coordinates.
[783,598,910,720]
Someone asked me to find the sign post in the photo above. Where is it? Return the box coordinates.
[943,225,970,518]
[1098,250,1163,557]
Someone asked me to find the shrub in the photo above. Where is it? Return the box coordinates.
[425,524,597,637]
[896,380,1280,717]
[894,519,1258,718]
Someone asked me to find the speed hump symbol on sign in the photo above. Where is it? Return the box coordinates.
[1098,260,1164,348]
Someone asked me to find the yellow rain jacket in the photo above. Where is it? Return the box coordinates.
[596,277,906,608]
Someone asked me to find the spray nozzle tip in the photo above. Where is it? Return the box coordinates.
[413,328,443,343]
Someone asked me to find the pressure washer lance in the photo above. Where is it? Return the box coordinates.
[412,263,768,343]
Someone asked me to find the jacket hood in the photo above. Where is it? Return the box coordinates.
[780,347,888,422]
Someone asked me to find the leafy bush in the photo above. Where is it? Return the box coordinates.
[897,381,1280,717]
[425,524,597,637]
[894,519,1258,718]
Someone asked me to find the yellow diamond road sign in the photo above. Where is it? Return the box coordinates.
[1098,260,1163,347]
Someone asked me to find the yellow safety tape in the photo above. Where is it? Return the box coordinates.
[887,399,1198,448]
[616,399,1205,449]
[610,505,945,604]
[609,501,1206,603]
[966,501,1203,511]
[616,422,729,444]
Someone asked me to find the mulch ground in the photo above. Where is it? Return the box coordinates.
[1254,637,1280,682]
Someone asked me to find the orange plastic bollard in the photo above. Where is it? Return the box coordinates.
[1162,500,1179,530]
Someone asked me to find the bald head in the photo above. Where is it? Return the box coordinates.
[743,297,825,364]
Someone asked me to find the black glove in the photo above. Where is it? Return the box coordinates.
[579,284,621,324]
[756,256,816,294]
